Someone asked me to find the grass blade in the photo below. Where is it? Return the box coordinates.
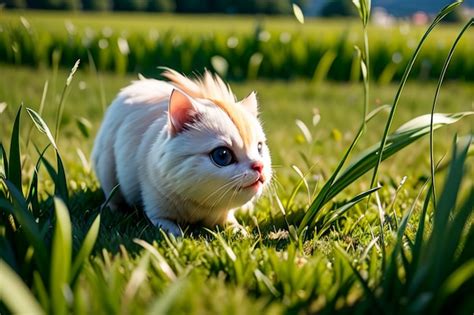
[328,112,473,202]
[1,143,9,179]
[134,239,177,281]
[54,59,80,142]
[50,197,72,315]
[430,136,470,248]
[8,105,23,193]
[369,1,463,191]
[438,259,474,306]
[0,260,45,315]
[70,213,101,283]
[25,80,49,150]
[298,104,390,232]
[429,18,473,208]
[317,185,381,235]
[55,151,69,205]
[428,135,471,289]
[146,278,187,315]
[26,107,58,150]
[1,181,49,277]
[299,111,471,233]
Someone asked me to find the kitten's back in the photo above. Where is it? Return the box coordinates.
[92,78,173,207]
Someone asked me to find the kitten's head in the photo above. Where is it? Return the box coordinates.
[156,70,271,213]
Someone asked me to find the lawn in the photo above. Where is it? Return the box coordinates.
[1,10,473,81]
[1,7,474,315]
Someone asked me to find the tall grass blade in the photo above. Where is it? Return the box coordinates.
[0,260,44,315]
[428,135,471,288]
[299,109,470,233]
[26,80,48,149]
[327,112,473,202]
[298,105,389,232]
[8,106,23,193]
[54,59,80,142]
[26,107,58,150]
[0,143,8,179]
[70,213,101,283]
[100,184,120,212]
[55,151,69,205]
[430,136,470,248]
[429,18,473,208]
[27,145,50,215]
[33,271,50,311]
[408,182,432,294]
[298,121,365,231]
[369,1,463,191]
[317,185,381,235]
[1,181,48,276]
[50,197,72,315]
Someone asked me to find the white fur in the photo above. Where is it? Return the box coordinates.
[92,71,271,235]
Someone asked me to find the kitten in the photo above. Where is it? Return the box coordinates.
[92,69,271,236]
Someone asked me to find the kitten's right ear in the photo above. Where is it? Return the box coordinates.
[168,89,196,136]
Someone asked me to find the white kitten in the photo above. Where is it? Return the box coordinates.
[92,69,271,235]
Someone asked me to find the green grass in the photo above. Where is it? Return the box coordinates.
[1,62,473,313]
[1,9,473,81]
[1,4,474,313]
[1,63,472,170]
[2,9,464,35]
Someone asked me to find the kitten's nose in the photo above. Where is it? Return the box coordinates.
[251,161,264,175]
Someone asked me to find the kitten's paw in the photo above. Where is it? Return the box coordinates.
[226,211,249,237]
[152,218,183,237]
[230,223,249,237]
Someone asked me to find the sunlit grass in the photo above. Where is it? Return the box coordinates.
[1,3,473,313]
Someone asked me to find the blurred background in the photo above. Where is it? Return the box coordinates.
[0,0,473,82]
[2,0,474,17]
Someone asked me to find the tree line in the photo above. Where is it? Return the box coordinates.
[2,0,307,14]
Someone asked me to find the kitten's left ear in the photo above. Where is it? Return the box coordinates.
[240,91,258,116]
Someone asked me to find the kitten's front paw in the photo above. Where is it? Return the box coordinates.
[230,223,249,237]
[152,218,183,237]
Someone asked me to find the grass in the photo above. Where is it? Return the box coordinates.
[1,4,474,314]
[1,62,472,313]
[1,9,466,35]
[1,9,473,81]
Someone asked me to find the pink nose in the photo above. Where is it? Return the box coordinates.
[251,161,264,174]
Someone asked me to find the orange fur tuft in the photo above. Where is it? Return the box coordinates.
[162,68,255,148]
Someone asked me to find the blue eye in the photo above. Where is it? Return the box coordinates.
[210,146,235,167]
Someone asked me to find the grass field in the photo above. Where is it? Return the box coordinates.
[1,61,473,313]
[1,10,473,81]
[1,5,474,314]
[2,10,465,35]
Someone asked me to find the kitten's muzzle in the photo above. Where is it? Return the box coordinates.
[241,173,265,190]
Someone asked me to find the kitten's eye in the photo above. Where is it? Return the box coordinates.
[257,142,263,155]
[210,146,236,167]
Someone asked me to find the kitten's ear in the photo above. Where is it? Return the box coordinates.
[168,89,196,136]
[240,91,258,116]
